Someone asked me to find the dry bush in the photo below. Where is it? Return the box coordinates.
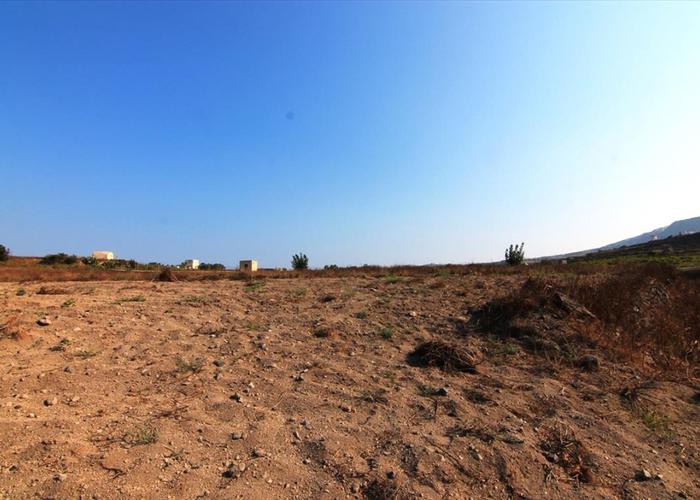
[362,478,402,500]
[408,340,479,373]
[563,263,700,371]
[539,425,593,483]
[36,286,69,295]
[473,263,699,374]
[0,316,26,341]
[156,268,177,282]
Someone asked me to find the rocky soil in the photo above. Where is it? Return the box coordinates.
[0,275,698,499]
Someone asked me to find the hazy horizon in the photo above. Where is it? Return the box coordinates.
[1,2,699,268]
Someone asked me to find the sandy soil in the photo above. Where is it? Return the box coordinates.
[0,275,698,499]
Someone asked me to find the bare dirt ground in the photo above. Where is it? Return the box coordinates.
[1,275,698,499]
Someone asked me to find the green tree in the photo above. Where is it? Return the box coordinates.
[505,242,525,265]
[291,253,309,270]
[0,245,9,261]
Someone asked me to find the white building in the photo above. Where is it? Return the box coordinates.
[182,259,200,269]
[240,260,258,272]
[92,251,114,261]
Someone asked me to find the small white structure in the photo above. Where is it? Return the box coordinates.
[182,259,200,270]
[240,260,258,272]
[92,251,114,261]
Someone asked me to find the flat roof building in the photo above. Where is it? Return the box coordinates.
[182,259,200,269]
[92,251,114,261]
[240,260,258,272]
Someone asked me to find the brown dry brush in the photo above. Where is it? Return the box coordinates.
[473,263,699,375]
[0,315,26,341]
[539,425,594,483]
[409,340,479,373]
[563,263,700,372]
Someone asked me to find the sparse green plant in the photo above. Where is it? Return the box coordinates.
[505,242,525,265]
[289,286,307,298]
[417,384,444,397]
[81,256,97,266]
[16,288,26,296]
[113,295,146,305]
[74,349,98,359]
[245,280,265,292]
[179,295,210,306]
[379,327,393,340]
[0,244,9,261]
[640,409,669,431]
[384,274,404,284]
[125,422,158,445]
[61,298,75,308]
[292,253,309,270]
[49,338,71,351]
[324,264,339,270]
[243,320,265,331]
[354,310,368,319]
[176,356,204,373]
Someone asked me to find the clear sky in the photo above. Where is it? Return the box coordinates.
[1,1,698,267]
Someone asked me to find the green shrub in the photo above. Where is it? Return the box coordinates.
[292,253,309,270]
[40,253,78,265]
[81,256,97,266]
[199,262,225,270]
[0,245,9,261]
[505,242,525,265]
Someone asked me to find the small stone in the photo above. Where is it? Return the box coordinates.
[53,473,67,482]
[294,374,304,382]
[213,360,224,367]
[222,469,235,478]
[409,311,417,317]
[37,318,51,326]
[64,366,73,373]
[230,393,242,402]
[635,469,652,481]
[303,458,311,464]
[340,404,352,412]
[386,470,396,479]
[252,448,266,458]
[231,432,245,440]
[44,397,58,407]
[436,387,448,396]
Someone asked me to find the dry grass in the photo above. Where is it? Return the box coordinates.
[408,340,479,373]
[539,425,593,483]
[562,263,700,371]
[473,263,699,375]
[156,268,177,282]
[0,316,25,341]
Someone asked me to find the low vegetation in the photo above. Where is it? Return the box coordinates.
[198,262,226,270]
[505,242,525,265]
[292,253,309,270]
[0,244,9,261]
[40,253,78,265]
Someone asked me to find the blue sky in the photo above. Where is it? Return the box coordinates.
[1,1,698,267]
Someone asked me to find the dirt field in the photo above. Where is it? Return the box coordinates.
[1,274,698,499]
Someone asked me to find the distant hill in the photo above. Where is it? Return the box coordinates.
[541,215,700,261]
[560,231,700,269]
[599,215,700,250]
